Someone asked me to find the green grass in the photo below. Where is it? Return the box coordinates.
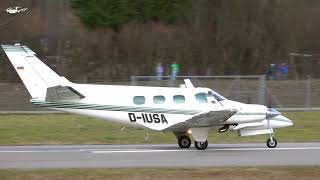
[0,112,319,145]
[0,166,320,180]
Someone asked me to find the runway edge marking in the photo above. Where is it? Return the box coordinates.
[91,147,320,154]
[0,147,320,153]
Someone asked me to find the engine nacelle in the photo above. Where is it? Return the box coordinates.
[239,128,273,136]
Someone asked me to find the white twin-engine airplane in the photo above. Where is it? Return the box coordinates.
[2,44,293,150]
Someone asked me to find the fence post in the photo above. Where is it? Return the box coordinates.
[235,76,241,101]
[130,76,136,86]
[306,75,311,108]
[258,75,266,105]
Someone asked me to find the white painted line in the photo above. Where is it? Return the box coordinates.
[0,148,180,153]
[0,149,153,153]
[91,147,320,154]
[80,148,146,151]
[92,149,189,153]
[209,147,320,151]
[0,147,320,153]
[0,150,82,153]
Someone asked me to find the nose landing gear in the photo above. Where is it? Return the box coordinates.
[266,134,277,148]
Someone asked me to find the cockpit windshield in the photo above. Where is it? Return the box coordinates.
[206,91,226,101]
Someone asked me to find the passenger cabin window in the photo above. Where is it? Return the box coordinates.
[153,95,165,104]
[173,95,185,104]
[133,96,145,105]
[195,93,208,104]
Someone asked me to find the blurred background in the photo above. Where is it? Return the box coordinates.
[0,0,320,110]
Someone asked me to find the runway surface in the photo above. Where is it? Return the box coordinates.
[0,143,320,169]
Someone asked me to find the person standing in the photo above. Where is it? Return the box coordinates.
[156,63,164,80]
[279,63,288,80]
[171,62,179,80]
[268,64,276,80]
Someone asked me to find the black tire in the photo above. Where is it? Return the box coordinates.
[178,135,191,149]
[194,140,208,150]
[266,138,277,148]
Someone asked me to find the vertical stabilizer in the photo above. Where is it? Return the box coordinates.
[1,44,62,98]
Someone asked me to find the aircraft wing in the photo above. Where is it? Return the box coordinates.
[166,109,237,131]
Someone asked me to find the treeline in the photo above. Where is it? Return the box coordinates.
[1,0,320,82]
[70,0,181,30]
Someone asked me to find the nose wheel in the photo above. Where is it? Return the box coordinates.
[266,136,277,148]
[178,135,191,149]
[195,140,208,150]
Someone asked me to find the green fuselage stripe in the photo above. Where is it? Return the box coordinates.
[30,100,200,115]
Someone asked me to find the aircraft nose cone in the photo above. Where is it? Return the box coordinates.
[269,115,293,128]
[279,115,293,127]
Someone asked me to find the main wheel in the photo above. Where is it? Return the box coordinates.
[194,140,208,150]
[178,135,191,149]
[266,138,277,148]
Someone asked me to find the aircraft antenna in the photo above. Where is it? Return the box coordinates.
[184,79,195,88]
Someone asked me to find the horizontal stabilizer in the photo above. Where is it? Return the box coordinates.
[45,85,85,101]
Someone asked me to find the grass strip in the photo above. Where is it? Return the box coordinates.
[0,112,319,145]
[0,166,320,180]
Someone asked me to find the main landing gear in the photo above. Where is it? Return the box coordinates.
[178,135,191,149]
[266,134,277,148]
[194,140,208,150]
[175,133,208,150]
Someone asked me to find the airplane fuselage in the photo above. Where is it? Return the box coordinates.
[31,83,292,133]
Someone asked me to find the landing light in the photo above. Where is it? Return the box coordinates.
[187,129,192,134]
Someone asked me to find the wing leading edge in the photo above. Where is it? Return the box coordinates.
[165,109,237,131]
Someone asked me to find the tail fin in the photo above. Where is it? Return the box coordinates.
[1,44,62,98]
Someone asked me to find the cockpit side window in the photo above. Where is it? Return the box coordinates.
[195,93,208,104]
[207,91,226,101]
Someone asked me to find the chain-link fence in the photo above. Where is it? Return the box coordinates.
[131,75,267,105]
[131,75,320,108]
[0,75,319,111]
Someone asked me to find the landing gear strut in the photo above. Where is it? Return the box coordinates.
[194,140,208,150]
[266,135,277,148]
[178,135,191,149]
